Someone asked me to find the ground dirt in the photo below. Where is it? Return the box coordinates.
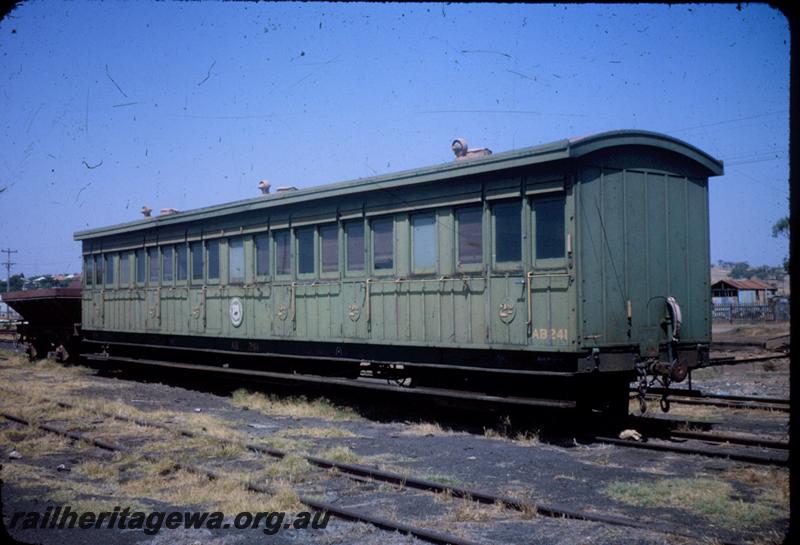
[0,326,790,544]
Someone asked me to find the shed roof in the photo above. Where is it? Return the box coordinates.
[75,129,724,241]
[711,279,773,291]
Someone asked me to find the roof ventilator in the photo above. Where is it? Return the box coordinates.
[452,138,492,160]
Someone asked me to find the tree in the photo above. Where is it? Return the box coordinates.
[772,216,790,273]
[730,262,751,279]
[0,273,25,292]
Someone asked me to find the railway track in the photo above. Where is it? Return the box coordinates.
[705,352,789,368]
[0,387,752,545]
[588,412,790,467]
[593,433,789,467]
[621,415,789,450]
[632,389,790,413]
[633,387,790,406]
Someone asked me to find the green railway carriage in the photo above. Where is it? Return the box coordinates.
[74,130,724,412]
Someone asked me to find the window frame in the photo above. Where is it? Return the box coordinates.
[491,199,523,271]
[206,239,220,284]
[119,251,131,287]
[190,241,204,285]
[135,249,146,286]
[176,243,188,284]
[319,223,340,278]
[227,237,245,285]
[274,230,292,278]
[371,216,395,275]
[344,220,366,277]
[254,232,271,280]
[410,212,438,275]
[84,256,93,288]
[161,246,174,286]
[147,246,160,286]
[531,193,568,268]
[295,227,316,279]
[455,205,484,272]
[94,254,104,287]
[105,253,115,287]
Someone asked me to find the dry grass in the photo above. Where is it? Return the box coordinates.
[398,421,453,436]
[74,459,120,481]
[481,415,540,444]
[0,356,313,517]
[422,473,463,487]
[603,477,788,531]
[1,458,145,512]
[315,445,360,464]
[252,433,312,454]
[450,496,506,522]
[277,425,359,439]
[230,389,360,421]
[263,454,313,483]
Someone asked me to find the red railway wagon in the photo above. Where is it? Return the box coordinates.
[1,287,82,360]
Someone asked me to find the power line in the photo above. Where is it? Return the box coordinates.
[2,248,18,292]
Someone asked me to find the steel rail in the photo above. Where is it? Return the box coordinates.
[643,395,790,413]
[594,435,789,466]
[631,386,790,406]
[0,391,748,545]
[710,340,768,349]
[0,410,485,545]
[622,412,789,450]
[668,430,789,451]
[81,353,577,409]
[705,352,789,367]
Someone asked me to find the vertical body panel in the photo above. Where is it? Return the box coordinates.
[576,166,605,342]
[686,178,711,341]
[204,286,222,335]
[188,288,206,334]
[644,173,669,332]
[252,285,272,338]
[622,170,648,342]
[599,168,628,344]
[577,147,713,352]
[489,275,527,345]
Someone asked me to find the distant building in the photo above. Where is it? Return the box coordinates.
[711,279,777,305]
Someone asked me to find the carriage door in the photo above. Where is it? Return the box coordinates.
[528,192,573,348]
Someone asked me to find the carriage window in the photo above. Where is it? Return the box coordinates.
[275,231,291,275]
[84,256,93,287]
[534,196,565,259]
[94,255,103,285]
[228,237,244,283]
[345,221,364,272]
[320,225,338,273]
[457,206,482,265]
[411,213,436,271]
[119,252,130,286]
[207,240,220,280]
[255,233,270,276]
[105,254,114,285]
[162,246,174,282]
[191,242,203,281]
[135,249,145,284]
[148,247,159,284]
[176,245,188,281]
[372,218,394,270]
[297,228,315,275]
[493,201,521,263]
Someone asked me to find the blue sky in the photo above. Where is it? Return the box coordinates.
[0,2,789,277]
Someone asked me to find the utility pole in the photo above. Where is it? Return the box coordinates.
[2,248,18,292]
